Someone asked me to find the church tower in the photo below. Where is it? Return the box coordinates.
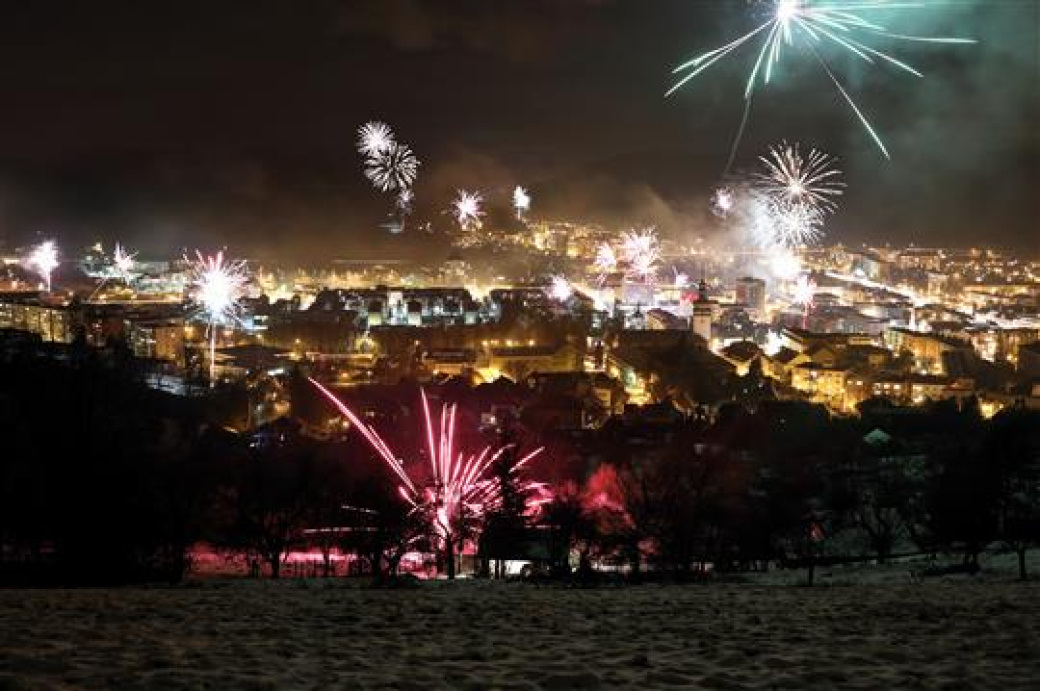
[691,278,716,345]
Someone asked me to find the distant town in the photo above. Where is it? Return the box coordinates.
[2,219,1038,428]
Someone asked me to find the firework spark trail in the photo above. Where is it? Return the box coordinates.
[364,141,420,193]
[27,241,59,292]
[186,250,248,385]
[311,379,546,551]
[513,186,531,220]
[756,141,844,214]
[667,0,976,161]
[356,121,395,158]
[453,189,485,231]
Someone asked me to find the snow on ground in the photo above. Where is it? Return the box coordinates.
[2,575,1039,690]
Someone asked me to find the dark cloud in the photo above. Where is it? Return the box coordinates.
[0,0,1034,259]
[332,0,617,62]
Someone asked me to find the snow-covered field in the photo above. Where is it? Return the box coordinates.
[1,577,1038,690]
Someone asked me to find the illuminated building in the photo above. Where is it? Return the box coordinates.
[690,279,716,345]
[868,374,975,406]
[645,308,687,331]
[791,363,850,408]
[734,276,766,317]
[849,250,890,282]
[126,318,185,364]
[0,297,76,344]
[719,341,763,377]
[884,327,974,375]
[423,348,478,378]
[485,342,583,381]
[1019,342,1040,380]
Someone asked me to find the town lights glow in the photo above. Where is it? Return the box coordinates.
[513,185,531,220]
[310,380,548,574]
[28,240,59,292]
[667,0,976,158]
[453,189,485,231]
[187,250,249,384]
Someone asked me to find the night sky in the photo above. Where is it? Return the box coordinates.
[0,0,1036,261]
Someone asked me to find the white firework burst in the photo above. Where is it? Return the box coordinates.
[453,190,485,231]
[396,188,415,214]
[793,273,816,308]
[27,240,59,292]
[711,186,736,217]
[357,121,396,158]
[364,142,420,192]
[513,186,531,220]
[112,243,137,281]
[621,227,661,284]
[756,141,844,215]
[593,243,618,285]
[548,275,574,302]
[186,250,249,384]
[745,191,823,251]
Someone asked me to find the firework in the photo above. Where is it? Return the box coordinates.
[548,275,574,302]
[621,227,661,284]
[769,250,802,280]
[764,330,786,356]
[112,243,137,282]
[711,187,736,217]
[310,380,547,576]
[756,141,844,215]
[453,189,485,231]
[668,1,976,159]
[672,268,690,289]
[27,240,59,292]
[356,121,395,158]
[767,197,825,248]
[364,141,420,193]
[513,186,531,220]
[793,273,817,328]
[593,243,618,285]
[186,250,249,384]
[735,183,823,251]
[396,188,414,214]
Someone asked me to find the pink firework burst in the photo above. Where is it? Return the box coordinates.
[311,380,549,561]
